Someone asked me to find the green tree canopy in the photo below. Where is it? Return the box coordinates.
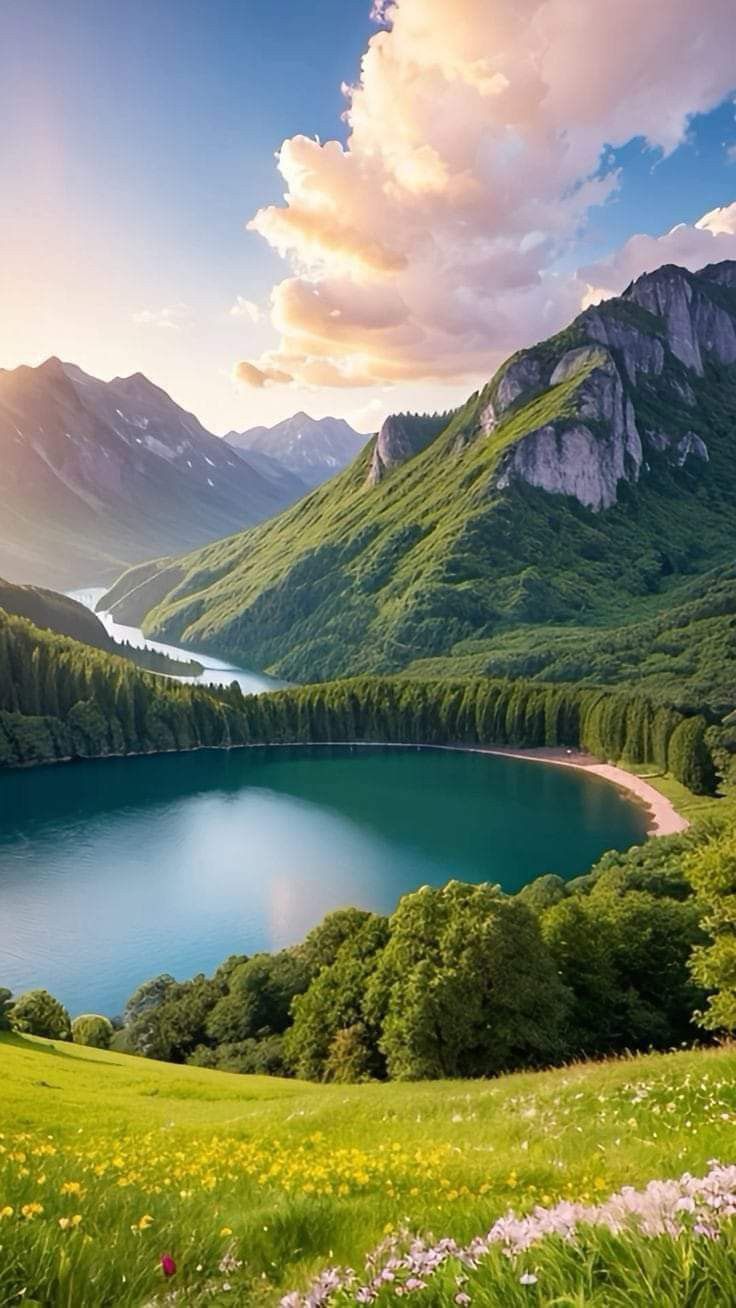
[686,827,736,1031]
[10,989,71,1040]
[71,1013,113,1049]
[364,881,571,1080]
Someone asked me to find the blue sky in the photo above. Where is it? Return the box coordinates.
[2,1,736,433]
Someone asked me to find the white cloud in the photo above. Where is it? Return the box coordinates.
[132,303,193,331]
[578,202,736,304]
[229,296,261,322]
[347,394,394,433]
[236,0,736,389]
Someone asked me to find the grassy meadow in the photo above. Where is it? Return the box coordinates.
[2,1031,736,1305]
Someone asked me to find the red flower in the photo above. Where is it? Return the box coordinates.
[160,1253,177,1277]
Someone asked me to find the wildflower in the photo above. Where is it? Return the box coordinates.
[0,1206,13,1220]
[220,1226,233,1236]
[520,1272,538,1285]
[131,1214,155,1232]
[58,1214,82,1230]
[60,1180,83,1196]
[160,1254,177,1277]
[20,1202,44,1219]
[220,1253,243,1273]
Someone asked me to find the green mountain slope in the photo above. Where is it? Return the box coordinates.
[101,262,736,701]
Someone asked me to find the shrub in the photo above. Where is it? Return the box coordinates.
[10,989,71,1040]
[71,1013,114,1049]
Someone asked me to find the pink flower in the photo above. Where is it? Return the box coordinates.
[160,1253,177,1277]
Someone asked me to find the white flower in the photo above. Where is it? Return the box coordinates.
[520,1272,538,1285]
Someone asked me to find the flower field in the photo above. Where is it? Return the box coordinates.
[1,1032,736,1305]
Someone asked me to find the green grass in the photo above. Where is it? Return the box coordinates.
[3,1032,736,1304]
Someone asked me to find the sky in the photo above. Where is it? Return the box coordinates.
[3,0,736,437]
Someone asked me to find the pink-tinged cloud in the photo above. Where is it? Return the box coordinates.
[236,0,736,389]
[580,203,736,305]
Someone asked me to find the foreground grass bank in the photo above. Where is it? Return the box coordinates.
[2,1033,736,1305]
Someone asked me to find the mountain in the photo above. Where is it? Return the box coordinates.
[227,411,366,487]
[101,261,736,707]
[0,358,306,589]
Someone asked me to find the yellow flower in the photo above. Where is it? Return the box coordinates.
[21,1202,44,1219]
[0,1205,13,1220]
[220,1226,233,1237]
[131,1213,154,1232]
[59,1214,82,1230]
[60,1181,83,1196]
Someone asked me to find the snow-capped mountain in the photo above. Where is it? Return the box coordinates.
[0,357,305,588]
[227,411,366,488]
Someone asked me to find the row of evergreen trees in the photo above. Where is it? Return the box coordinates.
[0,608,718,792]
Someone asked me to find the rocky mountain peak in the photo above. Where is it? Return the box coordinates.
[485,260,734,512]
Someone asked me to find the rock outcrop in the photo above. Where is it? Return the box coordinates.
[367,412,450,485]
[491,260,735,511]
[496,350,642,510]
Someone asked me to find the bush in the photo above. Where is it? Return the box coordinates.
[0,987,12,1031]
[71,1013,113,1049]
[10,989,71,1040]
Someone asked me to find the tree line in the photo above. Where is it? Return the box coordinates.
[0,607,718,792]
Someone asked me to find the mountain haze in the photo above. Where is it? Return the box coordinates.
[0,359,305,589]
[227,411,366,488]
[102,261,736,707]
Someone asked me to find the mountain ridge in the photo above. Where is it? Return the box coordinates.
[101,260,736,701]
[0,358,307,589]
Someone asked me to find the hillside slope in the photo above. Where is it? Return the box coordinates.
[102,262,736,704]
[2,1032,736,1305]
[0,358,304,588]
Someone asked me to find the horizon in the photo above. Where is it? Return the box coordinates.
[4,1,736,437]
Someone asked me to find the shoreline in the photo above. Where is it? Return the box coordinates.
[447,743,689,837]
[6,738,689,837]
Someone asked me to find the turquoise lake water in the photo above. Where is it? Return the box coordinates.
[0,744,648,1015]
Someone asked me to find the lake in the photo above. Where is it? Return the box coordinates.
[0,744,648,1015]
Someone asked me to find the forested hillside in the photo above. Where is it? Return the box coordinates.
[0,609,719,791]
[101,262,736,699]
[0,578,202,677]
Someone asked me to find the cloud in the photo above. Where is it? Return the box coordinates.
[233,360,292,388]
[132,303,193,331]
[229,296,261,322]
[579,202,736,305]
[237,0,736,389]
[347,394,394,433]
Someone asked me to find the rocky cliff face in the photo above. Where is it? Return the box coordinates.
[488,261,734,511]
[367,412,451,484]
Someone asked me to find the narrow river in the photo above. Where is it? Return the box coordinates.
[69,587,285,695]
